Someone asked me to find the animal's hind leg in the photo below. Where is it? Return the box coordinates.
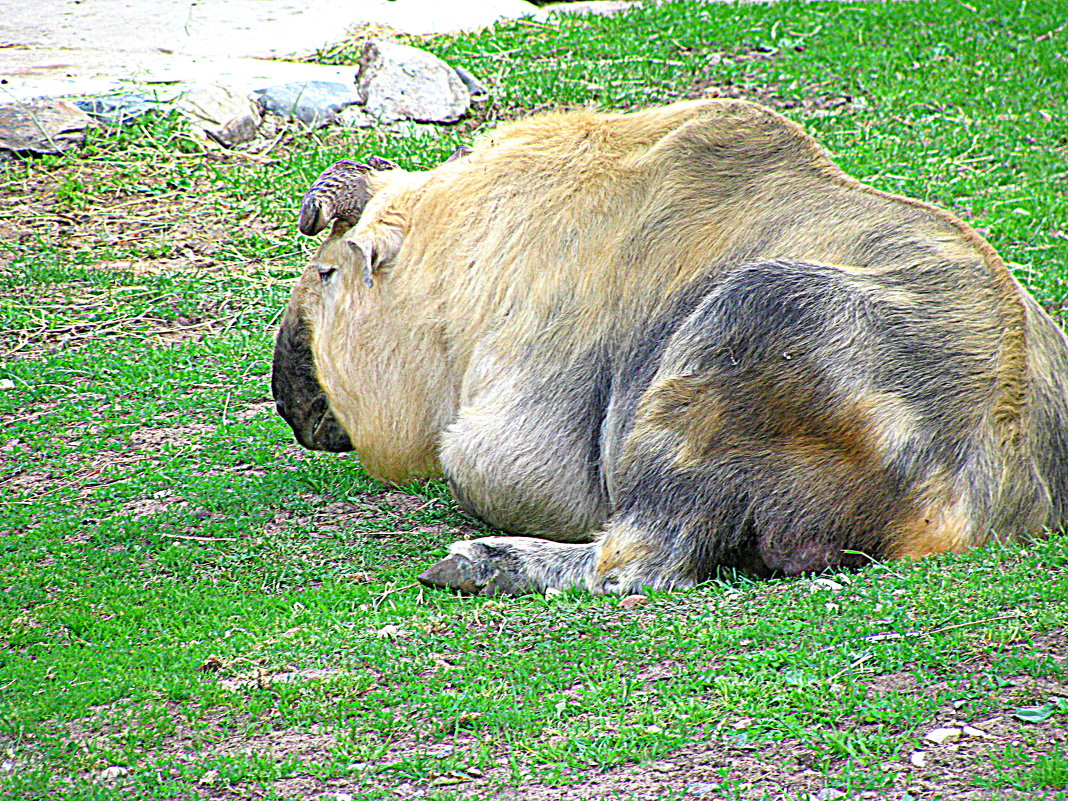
[417,518,698,596]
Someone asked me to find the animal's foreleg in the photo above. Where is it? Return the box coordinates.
[418,520,697,597]
[418,537,598,596]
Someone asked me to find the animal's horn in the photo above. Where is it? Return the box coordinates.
[446,145,473,162]
[367,155,400,171]
[298,159,373,237]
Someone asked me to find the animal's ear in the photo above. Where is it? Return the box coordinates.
[341,223,404,288]
[367,155,400,171]
[298,159,374,236]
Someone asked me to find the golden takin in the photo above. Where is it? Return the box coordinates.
[272,100,1068,596]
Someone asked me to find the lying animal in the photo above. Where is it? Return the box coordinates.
[272,100,1068,595]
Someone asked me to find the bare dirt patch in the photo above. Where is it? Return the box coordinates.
[0,275,261,361]
[263,490,478,540]
[0,418,218,510]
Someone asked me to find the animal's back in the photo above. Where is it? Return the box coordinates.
[278,100,1068,591]
[402,101,1058,556]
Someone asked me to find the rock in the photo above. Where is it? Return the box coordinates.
[356,39,470,124]
[178,84,262,146]
[336,106,376,128]
[620,594,648,609]
[686,782,721,797]
[811,577,844,591]
[254,80,362,127]
[909,750,926,767]
[97,766,129,781]
[543,1,639,16]
[454,67,488,101]
[74,94,155,127]
[923,726,962,744]
[809,790,846,801]
[0,100,95,154]
[0,379,15,390]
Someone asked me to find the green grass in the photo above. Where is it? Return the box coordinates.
[2,0,1067,798]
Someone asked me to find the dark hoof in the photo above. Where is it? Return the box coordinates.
[418,554,483,594]
[418,548,533,597]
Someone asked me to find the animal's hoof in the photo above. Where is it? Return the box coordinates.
[418,554,483,594]
[418,543,534,596]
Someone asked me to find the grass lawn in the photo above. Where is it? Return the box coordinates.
[1,0,1067,798]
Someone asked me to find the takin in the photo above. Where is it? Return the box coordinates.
[271,99,1068,596]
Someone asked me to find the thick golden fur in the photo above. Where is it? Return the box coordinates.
[272,100,1068,595]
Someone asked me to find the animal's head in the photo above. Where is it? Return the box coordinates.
[271,149,470,479]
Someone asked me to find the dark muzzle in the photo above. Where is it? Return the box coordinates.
[271,312,353,453]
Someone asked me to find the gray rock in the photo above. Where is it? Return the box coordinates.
[454,67,488,102]
[810,790,847,801]
[543,1,639,16]
[686,783,721,798]
[356,39,470,124]
[254,80,362,127]
[0,100,95,155]
[74,94,155,127]
[336,106,376,129]
[177,84,263,146]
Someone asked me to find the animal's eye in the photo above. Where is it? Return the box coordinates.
[318,264,337,283]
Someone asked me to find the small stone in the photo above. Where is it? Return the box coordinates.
[74,94,154,127]
[334,793,354,801]
[430,774,469,786]
[923,726,962,744]
[198,769,219,785]
[336,106,376,128]
[810,789,846,801]
[464,766,484,777]
[97,766,129,781]
[544,587,563,598]
[0,379,14,390]
[0,100,95,155]
[811,578,844,591]
[1,760,13,774]
[375,624,402,638]
[962,725,990,738]
[356,39,470,124]
[178,84,262,146]
[543,1,639,16]
[650,761,677,773]
[620,594,648,609]
[454,67,488,101]
[255,80,362,127]
[909,750,926,767]
[686,782,721,797]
